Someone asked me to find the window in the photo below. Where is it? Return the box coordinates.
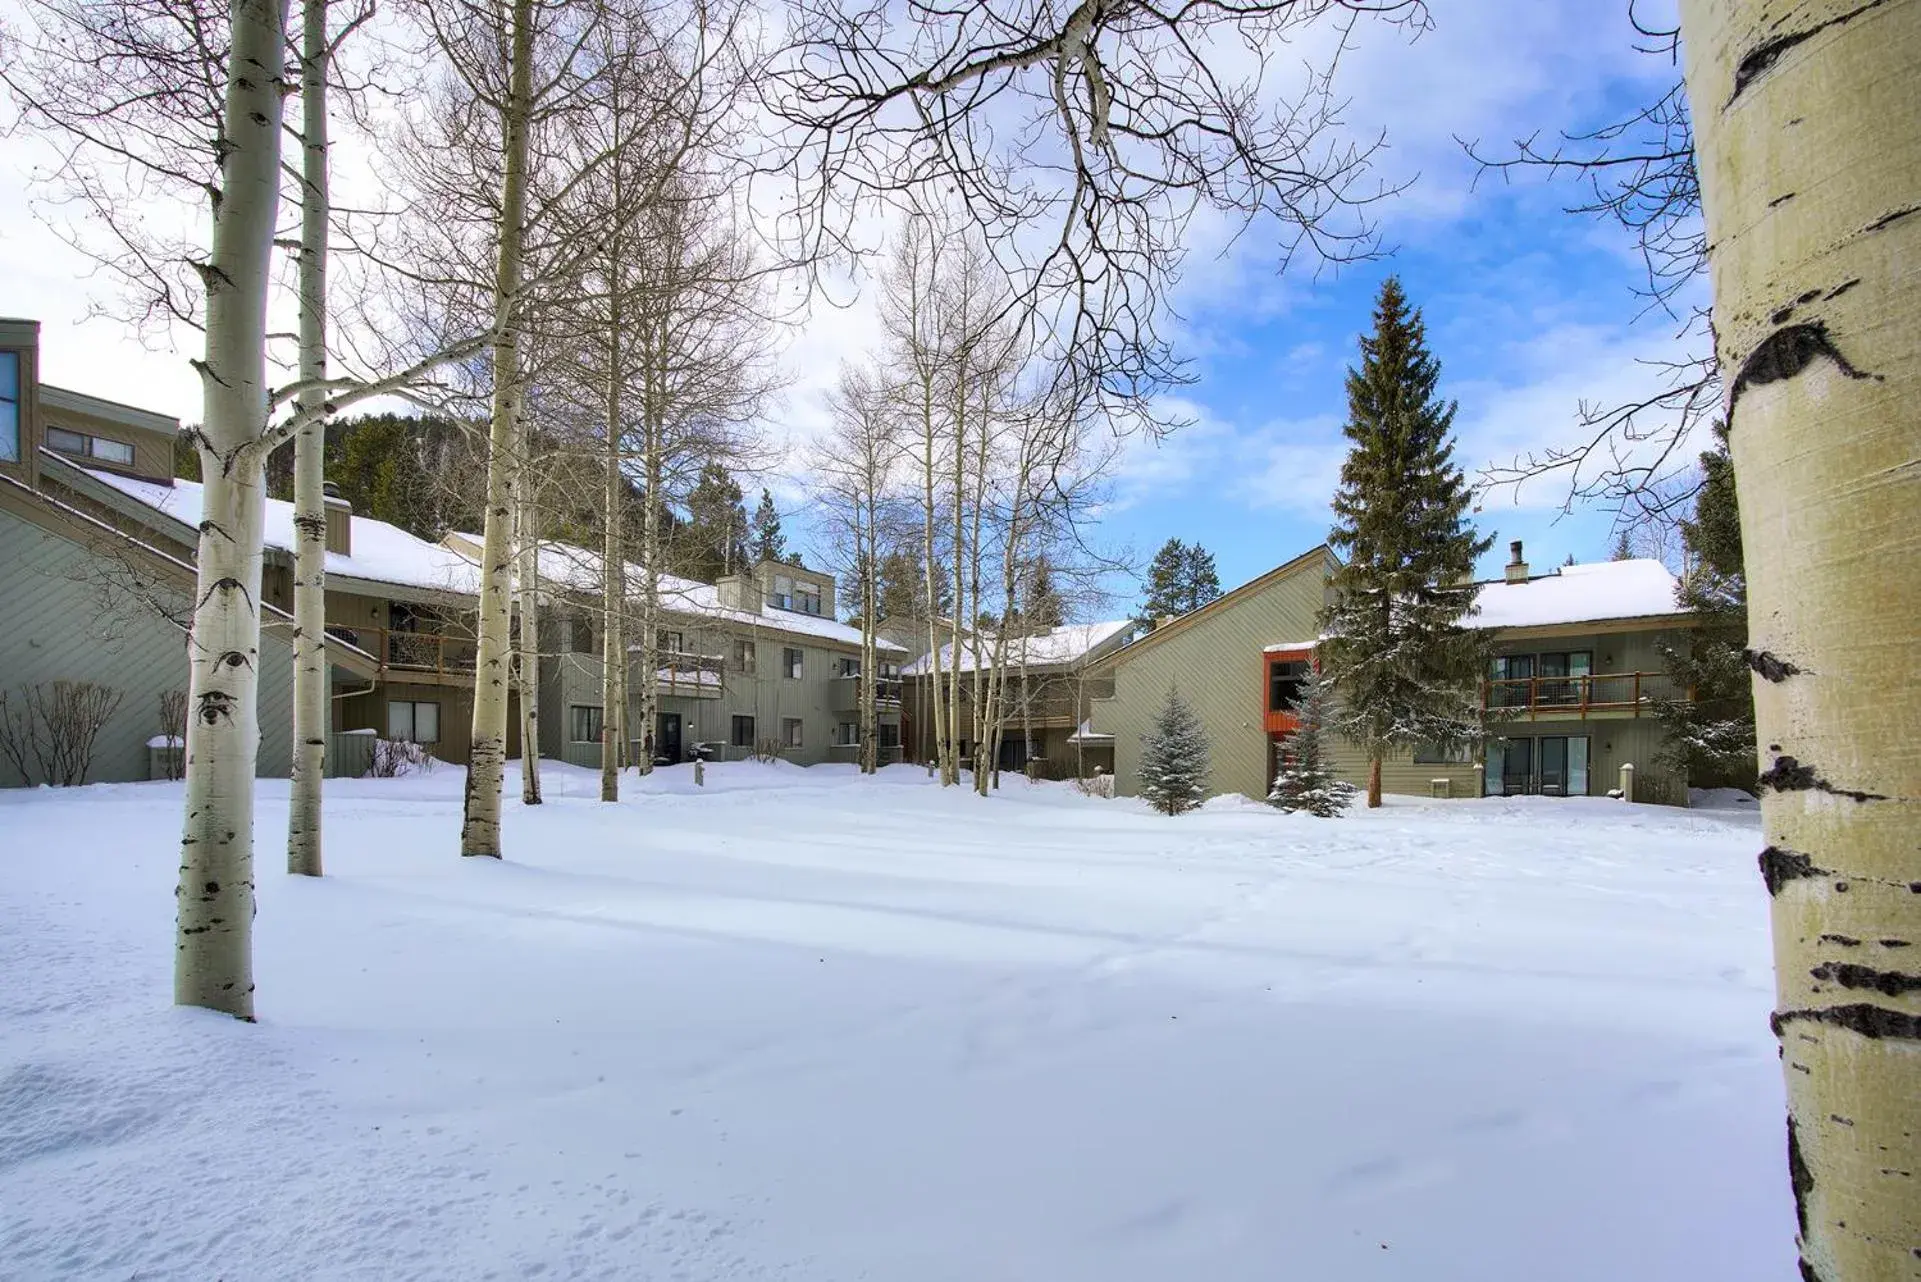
[571,616,595,655]
[877,722,900,749]
[783,646,803,679]
[1414,739,1473,765]
[659,629,684,655]
[0,351,17,463]
[569,705,604,743]
[835,722,860,747]
[45,423,135,467]
[733,638,756,673]
[837,656,861,678]
[730,715,755,748]
[1269,660,1309,712]
[387,699,441,744]
[93,437,135,465]
[782,717,804,748]
[880,661,900,679]
[771,574,793,610]
[797,581,822,616]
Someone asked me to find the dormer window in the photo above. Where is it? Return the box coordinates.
[45,424,135,467]
[771,573,793,610]
[0,352,18,463]
[796,581,822,616]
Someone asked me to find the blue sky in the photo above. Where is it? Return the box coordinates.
[0,0,1702,620]
[1068,0,1703,604]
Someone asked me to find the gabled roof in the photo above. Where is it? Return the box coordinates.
[1468,559,1685,629]
[0,468,380,680]
[904,618,1137,676]
[1109,544,1335,665]
[443,531,903,653]
[74,460,482,601]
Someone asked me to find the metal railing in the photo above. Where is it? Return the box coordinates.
[1482,671,1680,718]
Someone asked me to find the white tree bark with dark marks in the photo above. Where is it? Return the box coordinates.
[175,0,290,1018]
[286,0,331,878]
[1680,2,1920,1277]
[515,441,543,807]
[459,0,535,858]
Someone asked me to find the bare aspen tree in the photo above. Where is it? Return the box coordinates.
[513,409,544,806]
[877,217,959,783]
[442,0,537,858]
[815,362,902,773]
[286,0,346,876]
[1680,2,1921,1278]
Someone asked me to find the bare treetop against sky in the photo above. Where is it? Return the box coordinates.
[0,0,1690,588]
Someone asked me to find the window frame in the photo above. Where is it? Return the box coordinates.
[568,704,604,744]
[1268,659,1309,713]
[387,699,441,745]
[782,717,804,748]
[1413,738,1474,765]
[835,721,860,747]
[730,715,755,748]
[783,646,803,680]
[733,638,756,674]
[0,350,19,464]
[796,581,822,616]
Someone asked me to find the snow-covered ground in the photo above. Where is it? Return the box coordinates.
[0,763,1791,1280]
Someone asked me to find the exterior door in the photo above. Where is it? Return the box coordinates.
[1500,737,1534,795]
[1539,736,1569,795]
[656,712,682,765]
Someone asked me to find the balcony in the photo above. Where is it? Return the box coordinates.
[830,674,903,714]
[1482,671,1681,720]
[655,650,725,700]
[328,626,477,679]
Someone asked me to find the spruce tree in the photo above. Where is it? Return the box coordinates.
[1138,686,1210,815]
[1319,276,1491,807]
[683,462,750,581]
[1140,538,1222,627]
[752,487,795,566]
[1019,556,1066,629]
[1267,665,1357,816]
[1653,424,1754,791]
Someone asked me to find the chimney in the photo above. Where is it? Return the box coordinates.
[715,572,761,614]
[1505,539,1529,584]
[323,481,351,556]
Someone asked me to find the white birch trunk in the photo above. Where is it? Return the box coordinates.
[600,321,624,801]
[174,0,288,1017]
[514,467,542,806]
[636,394,662,775]
[1681,3,1921,1277]
[458,0,533,857]
[286,0,329,878]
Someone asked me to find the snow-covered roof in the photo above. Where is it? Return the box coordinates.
[84,467,482,598]
[1262,639,1320,653]
[904,619,1136,676]
[1470,559,1685,630]
[445,532,901,653]
[1065,719,1114,744]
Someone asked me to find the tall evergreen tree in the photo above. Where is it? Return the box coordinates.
[1319,276,1491,807]
[682,461,751,582]
[1138,686,1210,816]
[1017,556,1066,630]
[751,487,797,566]
[1267,665,1356,816]
[876,548,950,622]
[1611,529,1633,561]
[1653,424,1753,790]
[1139,538,1221,627]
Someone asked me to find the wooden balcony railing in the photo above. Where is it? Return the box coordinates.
[655,650,725,698]
[327,626,477,676]
[1482,671,1681,718]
